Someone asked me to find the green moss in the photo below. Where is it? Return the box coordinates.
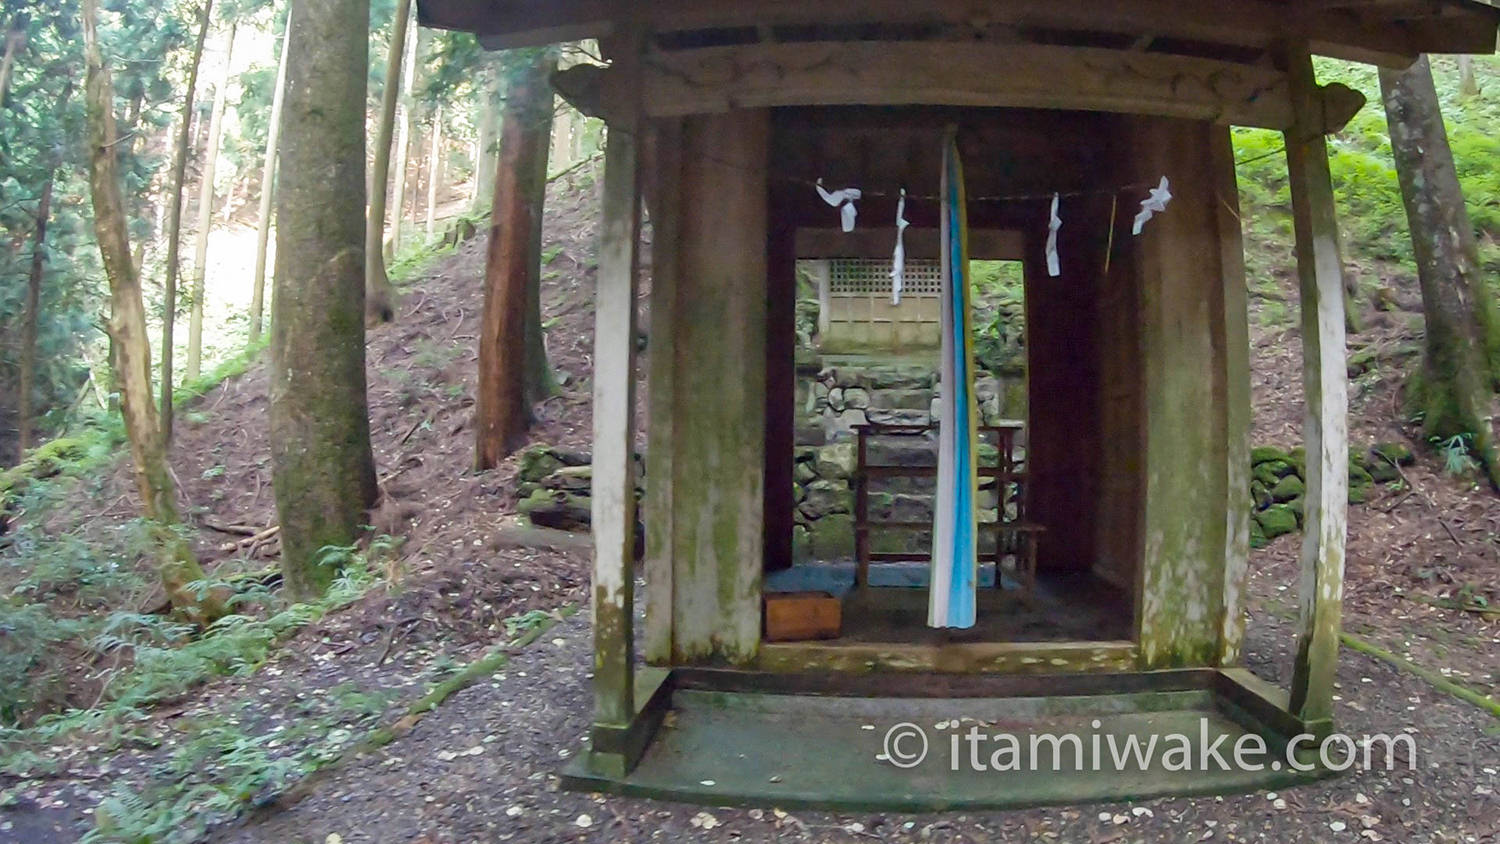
[1250,445,1292,465]
[1249,520,1269,549]
[1253,460,1295,487]
[1254,505,1299,539]
[1271,475,1305,502]
[1371,441,1415,466]
[1348,462,1374,487]
[1250,480,1273,510]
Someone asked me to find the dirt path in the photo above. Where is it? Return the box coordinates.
[220,575,1500,844]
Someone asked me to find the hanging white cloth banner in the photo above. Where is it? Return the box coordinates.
[928,133,979,630]
[890,189,909,304]
[816,179,862,232]
[1132,176,1173,235]
[1045,192,1062,277]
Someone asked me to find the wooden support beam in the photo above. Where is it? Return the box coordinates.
[643,117,682,665]
[632,42,1296,128]
[1211,125,1254,667]
[1282,44,1348,732]
[590,32,643,730]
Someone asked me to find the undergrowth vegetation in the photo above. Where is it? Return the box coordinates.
[1234,55,1500,321]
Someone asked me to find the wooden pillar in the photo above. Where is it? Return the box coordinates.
[670,109,769,664]
[1127,115,1232,669]
[591,39,642,730]
[764,185,797,573]
[1283,44,1348,731]
[1211,126,1254,667]
[644,117,682,665]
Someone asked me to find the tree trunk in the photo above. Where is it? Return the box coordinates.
[0,20,23,117]
[18,170,54,454]
[425,105,441,240]
[470,61,501,214]
[159,0,214,440]
[249,3,292,346]
[386,25,421,264]
[364,0,411,324]
[270,0,379,600]
[1458,56,1481,98]
[83,0,222,622]
[474,49,556,469]
[1380,56,1500,487]
[186,24,236,383]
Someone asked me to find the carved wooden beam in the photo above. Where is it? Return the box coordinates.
[556,43,1370,133]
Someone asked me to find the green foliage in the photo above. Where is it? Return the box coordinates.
[970,260,1026,374]
[1234,54,1500,326]
[1435,434,1480,476]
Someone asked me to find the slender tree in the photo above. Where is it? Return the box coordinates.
[425,104,441,239]
[18,166,56,454]
[249,3,292,346]
[470,60,500,214]
[1380,56,1500,488]
[158,0,214,439]
[364,0,410,324]
[0,13,24,114]
[83,0,222,621]
[185,23,235,382]
[387,26,420,261]
[474,49,557,468]
[1458,56,1481,98]
[270,0,378,599]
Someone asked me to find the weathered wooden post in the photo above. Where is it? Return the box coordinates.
[591,30,643,736]
[1282,42,1350,734]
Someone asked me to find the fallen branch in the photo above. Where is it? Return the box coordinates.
[1340,632,1500,720]
[547,151,602,184]
[202,518,261,536]
[217,524,279,553]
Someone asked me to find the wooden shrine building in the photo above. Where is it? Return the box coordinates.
[420,0,1500,809]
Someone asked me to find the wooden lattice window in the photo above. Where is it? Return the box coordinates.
[828,259,942,295]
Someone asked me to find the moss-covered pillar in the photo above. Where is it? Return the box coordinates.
[590,37,643,728]
[643,117,682,666]
[1126,115,1232,669]
[668,108,769,664]
[1283,43,1349,732]
[1211,127,1254,667]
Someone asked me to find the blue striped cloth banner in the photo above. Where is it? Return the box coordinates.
[928,132,980,630]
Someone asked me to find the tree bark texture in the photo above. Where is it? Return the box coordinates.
[270,0,379,599]
[158,0,213,440]
[186,23,236,382]
[474,49,556,469]
[84,0,220,622]
[1380,56,1500,487]
[250,4,292,346]
[18,170,54,454]
[364,0,410,324]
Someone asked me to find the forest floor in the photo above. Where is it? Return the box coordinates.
[2,175,1499,843]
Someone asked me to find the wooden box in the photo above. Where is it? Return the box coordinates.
[763,591,842,642]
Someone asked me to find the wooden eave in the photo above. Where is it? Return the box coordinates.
[418,0,1500,67]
